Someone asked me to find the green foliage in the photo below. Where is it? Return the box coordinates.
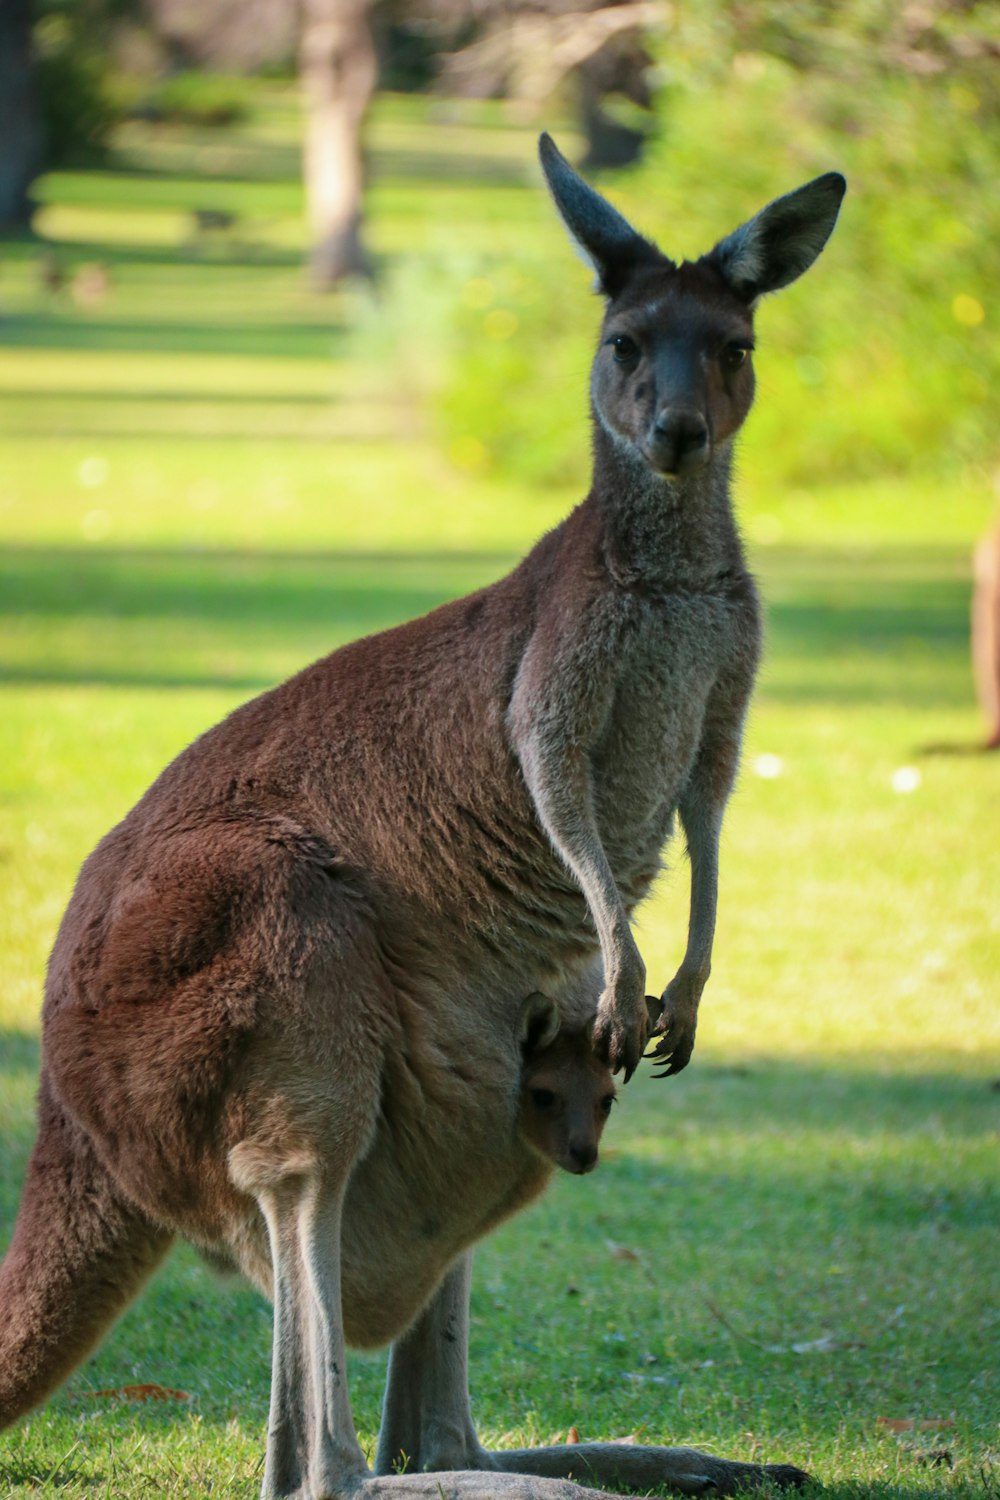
[141,71,253,128]
[645,59,997,492]
[684,0,1000,117]
[33,11,125,167]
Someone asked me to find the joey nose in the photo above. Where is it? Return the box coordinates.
[648,408,710,476]
[569,1142,598,1173]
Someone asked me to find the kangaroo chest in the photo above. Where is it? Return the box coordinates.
[589,585,753,879]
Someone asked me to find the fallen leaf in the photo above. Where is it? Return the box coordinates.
[605,1241,641,1263]
[82,1384,192,1403]
[791,1336,857,1354]
[876,1417,955,1434]
[767,1335,864,1354]
[567,1427,581,1445]
[915,1448,954,1469]
[610,1434,639,1445]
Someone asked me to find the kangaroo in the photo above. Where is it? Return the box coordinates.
[0,136,844,1498]
[515,993,639,1177]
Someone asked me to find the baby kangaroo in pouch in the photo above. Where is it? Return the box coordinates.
[516,993,651,1176]
[0,135,844,1499]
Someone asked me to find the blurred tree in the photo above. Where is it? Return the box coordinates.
[34,0,133,166]
[3,0,149,219]
[145,0,662,283]
[431,1,662,167]
[0,0,43,226]
[300,0,377,283]
[13,0,994,282]
[146,0,376,285]
[684,0,999,112]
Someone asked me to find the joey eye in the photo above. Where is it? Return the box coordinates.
[611,335,640,365]
[531,1088,557,1110]
[723,342,752,372]
[600,1094,615,1116]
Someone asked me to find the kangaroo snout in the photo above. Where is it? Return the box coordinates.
[567,1140,599,1174]
[648,407,710,476]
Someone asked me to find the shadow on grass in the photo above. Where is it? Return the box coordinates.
[0,1465,108,1492]
[0,545,515,689]
[0,229,307,271]
[754,1486,994,1500]
[639,1057,999,1138]
[2,1029,995,1209]
[0,1030,39,1077]
[0,388,391,446]
[764,592,970,696]
[104,145,533,190]
[1,389,352,408]
[0,315,345,361]
[0,544,972,701]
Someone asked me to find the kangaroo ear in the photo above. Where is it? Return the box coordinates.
[709,172,846,301]
[539,132,664,298]
[519,993,561,1055]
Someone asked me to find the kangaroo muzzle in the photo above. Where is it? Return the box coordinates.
[647,406,711,477]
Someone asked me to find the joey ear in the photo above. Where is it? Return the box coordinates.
[645,995,662,1032]
[518,993,561,1055]
[709,172,846,301]
[539,132,664,297]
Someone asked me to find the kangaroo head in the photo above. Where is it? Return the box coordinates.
[539,133,845,480]
[516,995,617,1175]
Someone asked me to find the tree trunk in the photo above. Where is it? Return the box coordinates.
[299,0,377,288]
[0,0,43,228]
[577,72,645,170]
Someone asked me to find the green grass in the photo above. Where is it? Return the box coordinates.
[1,84,998,1500]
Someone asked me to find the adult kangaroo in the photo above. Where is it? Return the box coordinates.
[0,136,845,1498]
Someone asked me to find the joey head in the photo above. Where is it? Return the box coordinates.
[516,995,663,1175]
[517,994,616,1175]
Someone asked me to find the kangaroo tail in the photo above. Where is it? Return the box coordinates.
[0,1072,172,1428]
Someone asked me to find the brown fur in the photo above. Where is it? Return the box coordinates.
[0,136,844,1497]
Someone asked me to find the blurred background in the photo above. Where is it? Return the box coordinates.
[1,2,999,1496]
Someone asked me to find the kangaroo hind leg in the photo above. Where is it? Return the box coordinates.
[373,1250,807,1499]
[231,1137,370,1500]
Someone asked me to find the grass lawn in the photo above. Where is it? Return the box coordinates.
[1,86,998,1499]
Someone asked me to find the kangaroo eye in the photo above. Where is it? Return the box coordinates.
[531,1088,557,1110]
[600,1095,615,1116]
[611,335,640,365]
[723,342,752,371]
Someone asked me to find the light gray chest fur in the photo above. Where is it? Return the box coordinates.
[589,585,752,894]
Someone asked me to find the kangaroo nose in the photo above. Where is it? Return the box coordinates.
[649,408,710,476]
[569,1142,598,1173]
